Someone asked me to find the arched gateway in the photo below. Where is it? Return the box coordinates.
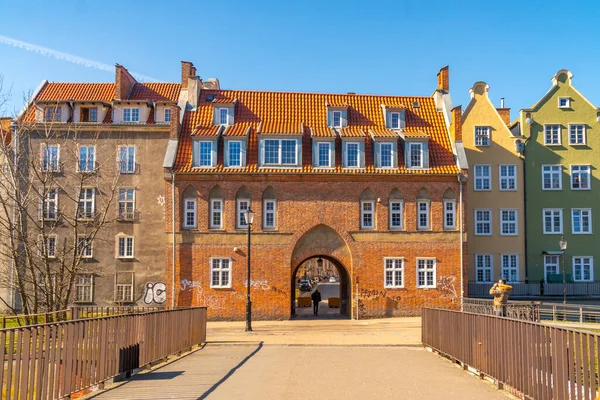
[290,225,352,318]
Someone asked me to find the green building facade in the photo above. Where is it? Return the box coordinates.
[520,70,600,284]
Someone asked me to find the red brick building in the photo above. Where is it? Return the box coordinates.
[164,63,468,320]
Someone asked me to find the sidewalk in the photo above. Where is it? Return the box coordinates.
[208,317,422,346]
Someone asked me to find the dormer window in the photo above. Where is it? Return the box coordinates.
[224,138,247,168]
[342,140,364,168]
[192,140,216,168]
[123,108,140,122]
[332,111,342,128]
[80,107,97,122]
[558,97,571,108]
[215,107,234,126]
[44,107,61,122]
[262,139,298,165]
[164,108,171,123]
[390,112,401,129]
[219,108,228,125]
[408,142,424,168]
[380,143,393,168]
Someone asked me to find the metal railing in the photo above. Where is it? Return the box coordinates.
[71,305,166,319]
[423,308,600,400]
[462,298,540,321]
[0,307,207,399]
[468,282,600,297]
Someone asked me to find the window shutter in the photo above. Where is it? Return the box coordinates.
[400,111,406,129]
[392,141,398,168]
[213,108,218,125]
[241,140,247,167]
[211,140,217,167]
[227,107,235,125]
[296,139,302,166]
[312,140,318,167]
[192,141,198,167]
[423,141,429,169]
[374,142,380,168]
[258,139,264,167]
[342,141,347,167]
[341,110,348,128]
[327,111,332,127]
[404,141,410,168]
[359,141,365,169]
[224,140,230,167]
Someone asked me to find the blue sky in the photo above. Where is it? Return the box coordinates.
[1,0,600,119]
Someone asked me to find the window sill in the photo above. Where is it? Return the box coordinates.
[571,188,591,191]
[473,189,492,192]
[208,228,225,232]
[474,233,492,236]
[416,286,437,290]
[116,256,135,260]
[569,143,587,146]
[544,144,563,147]
[572,232,593,235]
[417,228,432,232]
[499,189,518,192]
[499,233,519,237]
[542,188,562,191]
[384,286,406,289]
[542,232,563,235]
[210,286,233,290]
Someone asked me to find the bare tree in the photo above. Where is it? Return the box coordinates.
[0,94,125,320]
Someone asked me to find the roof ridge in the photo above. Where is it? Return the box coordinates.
[200,88,433,99]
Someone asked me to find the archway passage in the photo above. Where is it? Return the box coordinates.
[291,256,350,319]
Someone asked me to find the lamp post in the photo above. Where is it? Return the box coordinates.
[559,236,567,305]
[243,208,255,332]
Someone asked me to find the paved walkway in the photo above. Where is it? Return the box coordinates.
[88,318,514,400]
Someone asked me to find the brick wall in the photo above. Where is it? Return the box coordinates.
[165,174,465,320]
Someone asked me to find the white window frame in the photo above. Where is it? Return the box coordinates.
[183,198,197,229]
[443,199,456,230]
[78,145,96,172]
[390,112,401,129]
[118,188,135,220]
[345,142,360,168]
[543,208,563,234]
[210,258,232,288]
[123,107,140,123]
[360,200,375,230]
[119,146,136,174]
[263,199,277,230]
[116,236,134,259]
[194,141,213,167]
[41,144,60,172]
[542,165,562,190]
[77,236,93,258]
[332,111,342,128]
[569,124,586,145]
[474,209,492,236]
[74,274,93,303]
[571,208,592,234]
[228,140,242,167]
[389,200,403,230]
[544,124,561,146]
[572,256,594,282]
[474,126,491,147]
[219,108,229,125]
[77,188,95,220]
[164,108,171,123]
[544,255,559,280]
[417,200,430,230]
[558,97,571,109]
[384,258,404,288]
[501,254,519,283]
[263,139,298,166]
[41,188,58,221]
[499,165,517,191]
[416,258,436,288]
[500,209,518,236]
[317,141,332,168]
[475,254,493,283]
[474,165,491,191]
[210,198,223,229]
[237,198,250,229]
[379,142,393,169]
[40,235,57,258]
[408,142,423,169]
[570,165,591,191]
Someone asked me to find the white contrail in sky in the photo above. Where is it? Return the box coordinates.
[0,35,159,82]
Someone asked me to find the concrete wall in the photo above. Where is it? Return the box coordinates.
[165,175,465,320]
[462,82,526,283]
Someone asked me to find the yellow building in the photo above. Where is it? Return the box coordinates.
[462,82,525,292]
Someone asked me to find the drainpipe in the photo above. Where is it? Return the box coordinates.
[521,139,531,283]
[10,121,17,311]
[171,171,176,309]
[458,174,464,310]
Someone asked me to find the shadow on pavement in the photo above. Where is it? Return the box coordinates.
[197,341,264,400]
[132,371,184,380]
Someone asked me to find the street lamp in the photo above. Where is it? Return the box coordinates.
[243,208,255,332]
[559,236,567,305]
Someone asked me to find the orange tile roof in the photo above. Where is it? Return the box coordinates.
[174,89,458,175]
[224,123,251,137]
[258,121,303,135]
[36,83,115,102]
[369,127,398,138]
[129,83,181,102]
[403,128,430,138]
[212,97,237,104]
[338,126,366,137]
[0,118,11,144]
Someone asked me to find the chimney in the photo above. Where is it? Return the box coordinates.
[500,97,505,108]
[437,66,449,92]
[496,108,511,126]
[188,76,201,110]
[181,61,195,89]
[451,106,462,142]
[115,64,137,100]
[169,105,181,139]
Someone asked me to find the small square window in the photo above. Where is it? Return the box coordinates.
[474,126,491,146]
[558,97,571,108]
[332,111,342,128]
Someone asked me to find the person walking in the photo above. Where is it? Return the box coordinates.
[311,289,322,315]
[489,278,512,317]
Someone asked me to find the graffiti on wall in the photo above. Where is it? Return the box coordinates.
[358,288,401,302]
[180,279,202,292]
[437,275,458,299]
[244,280,270,291]
[143,282,167,304]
